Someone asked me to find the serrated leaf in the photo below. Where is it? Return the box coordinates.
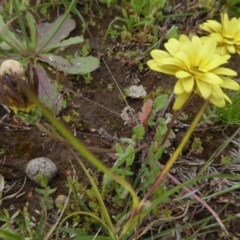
[115,143,124,154]
[132,124,145,142]
[38,54,100,74]
[155,145,164,159]
[155,118,167,141]
[126,144,135,167]
[153,94,168,112]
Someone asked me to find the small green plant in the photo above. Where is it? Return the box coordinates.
[203,90,240,125]
[0,175,56,240]
[0,0,99,119]
[223,0,240,17]
[2,4,240,240]
[214,90,240,124]
[106,0,166,44]
[189,137,203,155]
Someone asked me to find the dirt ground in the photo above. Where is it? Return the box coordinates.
[1,2,240,239]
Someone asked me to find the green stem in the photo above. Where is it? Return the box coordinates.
[31,94,139,211]
[55,211,109,240]
[144,101,208,200]
[13,0,30,50]
[120,101,208,238]
[68,148,116,239]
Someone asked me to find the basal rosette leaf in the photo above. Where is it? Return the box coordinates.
[0,15,26,52]
[36,15,77,52]
[34,63,63,115]
[38,54,100,74]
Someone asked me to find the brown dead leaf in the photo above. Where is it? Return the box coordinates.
[138,99,153,127]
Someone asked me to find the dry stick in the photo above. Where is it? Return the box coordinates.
[166,171,229,237]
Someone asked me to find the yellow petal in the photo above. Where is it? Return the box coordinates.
[191,36,202,66]
[174,79,185,94]
[150,49,171,59]
[217,45,229,55]
[200,37,217,59]
[197,72,223,85]
[200,53,230,71]
[173,92,191,110]
[174,73,195,93]
[226,44,236,53]
[175,70,192,78]
[179,34,191,43]
[182,76,194,93]
[196,80,212,99]
[147,60,160,71]
[223,92,232,103]
[209,95,226,107]
[200,20,222,34]
[211,67,237,76]
[175,52,190,70]
[220,76,240,90]
[153,57,187,74]
[147,60,179,75]
[222,13,230,29]
[164,38,180,55]
[211,85,225,99]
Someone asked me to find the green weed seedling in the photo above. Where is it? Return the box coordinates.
[0,175,57,240]
[54,94,169,237]
[215,90,240,124]
[106,0,166,44]
[203,90,240,125]
[101,94,168,211]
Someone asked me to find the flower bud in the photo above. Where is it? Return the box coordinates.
[0,60,41,124]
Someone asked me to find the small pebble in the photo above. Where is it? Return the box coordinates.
[0,59,25,76]
[25,157,57,184]
[126,85,146,99]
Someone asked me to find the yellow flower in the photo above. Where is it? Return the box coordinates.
[147,35,239,110]
[200,13,240,55]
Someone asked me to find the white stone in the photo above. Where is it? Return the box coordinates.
[126,85,146,99]
[25,157,57,184]
[0,59,25,76]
